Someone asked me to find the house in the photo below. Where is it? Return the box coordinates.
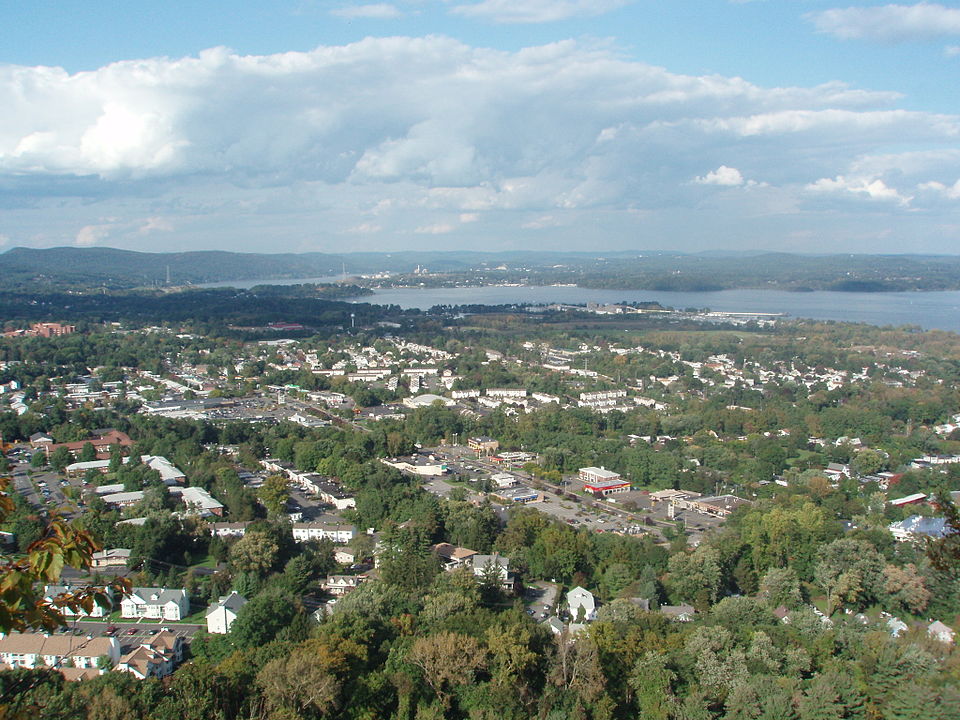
[929,620,956,644]
[43,584,114,618]
[887,617,908,637]
[579,466,622,486]
[170,486,224,517]
[567,587,597,622]
[542,616,565,635]
[323,574,368,596]
[205,591,247,634]
[120,588,190,621]
[490,473,518,489]
[334,548,358,564]
[432,543,478,570]
[773,606,791,624]
[403,394,454,409]
[291,522,356,544]
[209,521,251,538]
[490,486,539,504]
[472,554,517,593]
[468,436,500,455]
[669,494,752,519]
[29,432,55,448]
[888,516,947,542]
[117,630,185,679]
[0,632,120,672]
[91,548,131,569]
[659,603,696,622]
[45,429,133,460]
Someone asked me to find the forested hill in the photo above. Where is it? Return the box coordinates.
[5,245,960,292]
[0,247,345,289]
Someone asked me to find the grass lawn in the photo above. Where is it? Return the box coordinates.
[189,553,219,570]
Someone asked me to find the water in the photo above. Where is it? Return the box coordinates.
[361,286,960,332]
[201,278,960,332]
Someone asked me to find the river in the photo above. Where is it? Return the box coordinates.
[363,286,960,332]
[200,279,960,332]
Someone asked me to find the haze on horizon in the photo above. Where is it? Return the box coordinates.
[1,1,959,257]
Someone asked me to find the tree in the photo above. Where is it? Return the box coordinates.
[48,446,71,473]
[667,545,722,607]
[79,442,97,463]
[257,474,289,518]
[406,631,485,709]
[257,646,342,719]
[229,530,279,577]
[758,566,803,609]
[229,589,301,648]
[628,651,675,720]
[882,563,930,615]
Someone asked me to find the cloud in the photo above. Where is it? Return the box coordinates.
[521,214,563,229]
[450,0,630,24]
[947,45,960,56]
[1,37,958,253]
[413,222,455,234]
[74,223,113,246]
[806,175,912,205]
[919,179,960,199]
[808,3,960,42]
[138,216,174,234]
[695,165,745,186]
[345,222,383,233]
[331,4,403,20]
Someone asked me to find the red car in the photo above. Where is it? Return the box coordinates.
[125,628,138,635]
[104,626,118,636]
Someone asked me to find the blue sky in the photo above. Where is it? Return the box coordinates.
[2,1,959,255]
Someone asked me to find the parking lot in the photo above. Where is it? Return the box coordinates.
[525,581,559,621]
[70,620,202,645]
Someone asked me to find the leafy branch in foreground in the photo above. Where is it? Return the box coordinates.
[0,477,130,633]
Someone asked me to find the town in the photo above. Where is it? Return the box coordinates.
[0,311,958,718]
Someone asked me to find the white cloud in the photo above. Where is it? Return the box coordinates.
[414,222,455,234]
[1,37,957,253]
[0,233,9,247]
[806,175,912,205]
[346,222,383,233]
[946,45,960,56]
[331,4,403,20]
[138,216,174,234]
[695,165,745,186]
[919,179,960,199]
[521,214,563,229]
[450,0,629,24]
[808,3,960,42]
[74,223,113,246]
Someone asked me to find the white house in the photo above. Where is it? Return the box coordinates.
[291,522,357,543]
[121,587,190,621]
[0,632,120,671]
[472,554,516,592]
[322,575,369,596]
[929,620,956,644]
[205,591,247,634]
[567,586,598,622]
[43,584,114,618]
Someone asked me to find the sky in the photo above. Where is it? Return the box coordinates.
[2,0,960,256]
